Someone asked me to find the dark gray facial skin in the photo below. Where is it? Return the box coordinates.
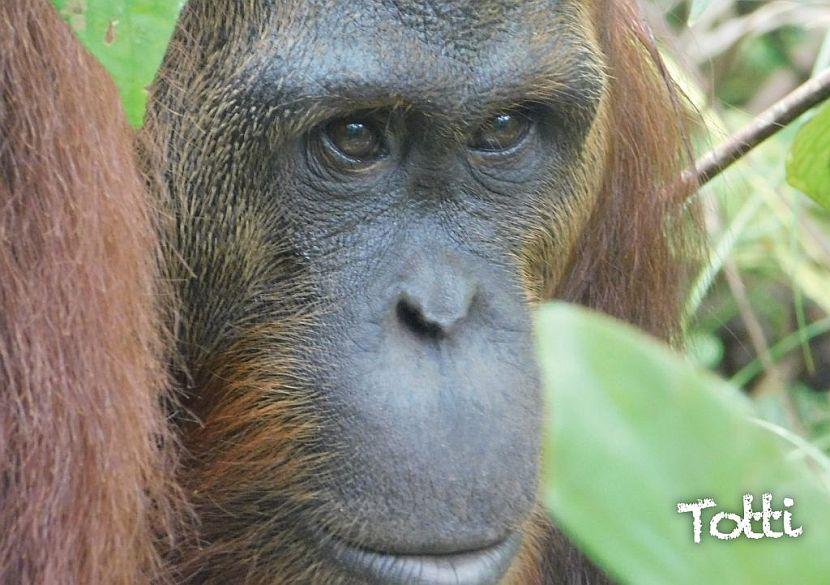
[149,1,605,583]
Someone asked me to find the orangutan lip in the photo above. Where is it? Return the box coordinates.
[318,530,523,585]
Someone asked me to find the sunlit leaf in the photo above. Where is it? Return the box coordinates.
[51,0,186,127]
[787,101,830,212]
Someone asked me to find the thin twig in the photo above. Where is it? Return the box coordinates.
[688,67,830,189]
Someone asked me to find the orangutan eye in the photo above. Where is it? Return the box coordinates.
[468,112,532,152]
[324,118,388,162]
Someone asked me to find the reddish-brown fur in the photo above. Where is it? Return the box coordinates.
[554,0,698,340]
[0,2,178,583]
[0,0,695,583]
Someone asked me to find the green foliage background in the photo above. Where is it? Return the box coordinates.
[52,0,185,127]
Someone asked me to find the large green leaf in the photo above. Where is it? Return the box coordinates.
[52,0,186,127]
[787,101,830,212]
[536,303,830,585]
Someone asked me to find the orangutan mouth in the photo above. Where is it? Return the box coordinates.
[320,530,523,585]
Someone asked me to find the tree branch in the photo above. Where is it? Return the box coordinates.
[688,67,830,189]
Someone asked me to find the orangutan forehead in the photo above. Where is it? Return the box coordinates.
[246,0,600,125]
[269,0,574,43]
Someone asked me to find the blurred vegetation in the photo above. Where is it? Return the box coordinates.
[653,0,830,449]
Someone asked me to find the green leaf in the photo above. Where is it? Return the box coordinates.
[536,303,830,585]
[787,101,830,212]
[687,0,712,26]
[52,0,186,128]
